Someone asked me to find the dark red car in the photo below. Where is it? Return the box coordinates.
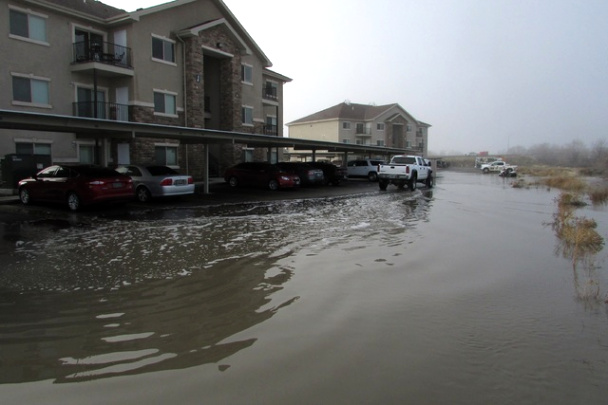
[18,164,134,211]
[224,162,300,190]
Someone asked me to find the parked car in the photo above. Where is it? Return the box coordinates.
[276,162,324,186]
[18,164,133,211]
[224,162,300,190]
[116,165,194,202]
[346,159,385,181]
[308,161,347,186]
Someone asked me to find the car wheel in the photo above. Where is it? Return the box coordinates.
[426,174,433,188]
[408,175,417,191]
[136,186,152,202]
[228,176,239,187]
[268,179,279,191]
[483,168,489,173]
[67,192,81,211]
[368,172,378,182]
[19,188,31,205]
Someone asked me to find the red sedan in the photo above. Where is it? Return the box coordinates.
[224,162,300,190]
[18,164,133,211]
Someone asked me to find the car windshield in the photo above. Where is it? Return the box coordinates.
[147,166,179,176]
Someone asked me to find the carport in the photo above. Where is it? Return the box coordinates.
[0,109,416,194]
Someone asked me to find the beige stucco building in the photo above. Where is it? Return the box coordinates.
[287,102,430,161]
[0,0,290,179]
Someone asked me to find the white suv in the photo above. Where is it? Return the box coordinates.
[346,159,385,181]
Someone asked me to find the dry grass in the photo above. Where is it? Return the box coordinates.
[588,186,608,205]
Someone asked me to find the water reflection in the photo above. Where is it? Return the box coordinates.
[0,255,296,383]
[0,191,434,384]
[550,192,605,307]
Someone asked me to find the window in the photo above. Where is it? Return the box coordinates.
[16,142,51,155]
[155,145,178,166]
[342,139,350,144]
[242,106,253,125]
[356,123,365,134]
[154,91,177,115]
[407,124,412,132]
[152,36,175,63]
[342,122,351,130]
[76,87,106,118]
[265,115,277,134]
[12,75,49,106]
[376,140,385,146]
[377,123,385,131]
[79,144,95,164]
[264,81,278,99]
[9,9,47,42]
[241,64,253,84]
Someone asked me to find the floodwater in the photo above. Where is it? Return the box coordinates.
[1,171,607,404]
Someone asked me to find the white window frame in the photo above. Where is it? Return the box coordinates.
[8,6,49,45]
[342,122,351,130]
[376,123,385,131]
[154,143,179,167]
[153,89,178,117]
[14,138,53,156]
[241,63,253,85]
[11,73,51,108]
[151,34,176,65]
[242,105,254,126]
[76,141,96,164]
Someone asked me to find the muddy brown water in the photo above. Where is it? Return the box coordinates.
[1,171,607,404]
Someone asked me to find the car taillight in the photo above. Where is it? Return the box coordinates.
[406,166,410,174]
[188,177,194,184]
[160,178,173,186]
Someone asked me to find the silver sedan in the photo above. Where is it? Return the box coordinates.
[116,165,195,202]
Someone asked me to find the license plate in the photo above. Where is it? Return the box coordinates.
[112,182,124,188]
[174,179,186,186]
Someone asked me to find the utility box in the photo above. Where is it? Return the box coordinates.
[1,154,52,188]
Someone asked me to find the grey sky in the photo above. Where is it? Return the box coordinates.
[104,0,608,155]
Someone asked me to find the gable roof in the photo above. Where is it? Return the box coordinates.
[39,0,126,19]
[287,102,422,126]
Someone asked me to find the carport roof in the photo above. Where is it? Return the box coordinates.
[0,110,416,156]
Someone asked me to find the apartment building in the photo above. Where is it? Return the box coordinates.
[0,0,290,178]
[287,102,430,161]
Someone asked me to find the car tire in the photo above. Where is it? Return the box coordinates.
[19,188,31,205]
[268,179,279,191]
[136,186,152,202]
[408,174,417,191]
[368,172,378,182]
[483,168,489,173]
[426,173,433,188]
[67,192,81,211]
[228,176,239,187]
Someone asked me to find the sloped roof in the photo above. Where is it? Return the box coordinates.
[40,0,126,19]
[288,102,403,125]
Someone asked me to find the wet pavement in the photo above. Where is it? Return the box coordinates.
[1,171,608,404]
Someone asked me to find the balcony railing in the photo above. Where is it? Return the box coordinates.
[264,125,278,135]
[73,101,129,121]
[72,41,132,68]
[263,88,278,100]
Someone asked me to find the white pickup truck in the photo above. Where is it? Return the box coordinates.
[480,160,517,174]
[377,155,433,191]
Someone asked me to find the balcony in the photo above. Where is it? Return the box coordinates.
[73,102,129,121]
[262,86,278,103]
[70,41,134,77]
[264,125,278,135]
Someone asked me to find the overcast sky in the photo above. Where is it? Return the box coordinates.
[103,0,608,155]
